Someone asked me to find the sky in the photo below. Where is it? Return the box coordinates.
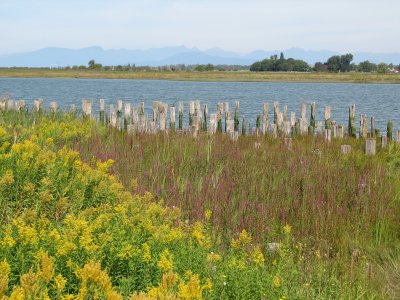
[0,0,399,55]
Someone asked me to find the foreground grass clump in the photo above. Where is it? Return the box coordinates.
[0,111,397,298]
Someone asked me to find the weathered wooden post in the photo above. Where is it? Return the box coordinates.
[381,136,388,148]
[271,124,278,138]
[284,121,291,136]
[0,98,5,112]
[324,106,332,130]
[159,103,167,132]
[365,139,376,155]
[299,101,308,135]
[116,100,123,130]
[203,104,208,131]
[348,104,356,137]
[50,101,58,114]
[224,102,231,133]
[290,112,296,134]
[396,130,400,144]
[341,145,351,154]
[170,106,176,131]
[189,101,195,126]
[241,116,246,136]
[370,117,376,138]
[256,115,261,136]
[273,101,279,125]
[324,129,332,142]
[360,114,368,139]
[7,100,14,111]
[139,102,146,133]
[387,120,393,141]
[283,105,288,122]
[33,99,43,113]
[234,101,240,132]
[124,102,131,130]
[217,102,223,133]
[110,104,116,128]
[209,113,217,134]
[310,102,316,133]
[316,121,323,136]
[178,102,183,131]
[262,103,269,134]
[132,106,138,133]
[16,100,26,112]
[99,99,105,125]
[230,131,239,141]
[284,137,292,150]
[277,111,284,131]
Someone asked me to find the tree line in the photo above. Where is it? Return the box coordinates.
[251,53,400,73]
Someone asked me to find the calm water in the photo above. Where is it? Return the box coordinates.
[0,77,399,131]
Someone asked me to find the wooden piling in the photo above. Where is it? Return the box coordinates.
[159,103,167,131]
[365,139,376,155]
[209,113,217,134]
[203,104,208,131]
[99,99,105,125]
[387,120,393,141]
[324,129,332,142]
[217,103,223,133]
[50,101,58,113]
[178,102,183,131]
[348,104,356,137]
[234,101,240,132]
[341,145,351,154]
[310,102,316,133]
[324,106,332,130]
[262,103,269,134]
[170,106,176,131]
[132,106,138,133]
[124,102,131,130]
[33,99,43,113]
[381,136,388,148]
[273,101,279,125]
[360,114,368,139]
[189,101,195,126]
[370,117,376,138]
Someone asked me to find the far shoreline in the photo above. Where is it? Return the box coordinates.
[0,68,399,84]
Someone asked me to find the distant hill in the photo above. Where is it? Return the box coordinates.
[0,46,398,67]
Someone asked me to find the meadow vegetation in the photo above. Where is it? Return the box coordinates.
[0,109,399,299]
[0,68,400,83]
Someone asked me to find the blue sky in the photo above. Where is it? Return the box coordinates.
[0,0,399,55]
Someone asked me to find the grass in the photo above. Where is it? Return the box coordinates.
[0,68,400,83]
[0,109,400,298]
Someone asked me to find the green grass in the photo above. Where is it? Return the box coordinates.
[1,68,400,83]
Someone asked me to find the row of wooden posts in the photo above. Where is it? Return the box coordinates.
[1,98,398,155]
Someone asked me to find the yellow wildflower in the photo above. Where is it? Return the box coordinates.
[207,252,221,263]
[45,137,54,147]
[0,170,14,186]
[2,235,15,248]
[273,275,281,288]
[158,249,173,272]
[142,243,152,263]
[239,229,252,244]
[315,249,322,260]
[204,209,212,221]
[178,273,202,299]
[252,246,265,266]
[203,278,213,291]
[0,259,11,296]
[37,250,54,283]
[283,224,292,235]
[54,274,67,291]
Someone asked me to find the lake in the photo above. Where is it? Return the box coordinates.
[0,77,399,132]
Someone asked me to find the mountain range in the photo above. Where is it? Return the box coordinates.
[0,46,399,67]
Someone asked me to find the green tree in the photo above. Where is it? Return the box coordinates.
[326,56,341,72]
[313,62,326,72]
[358,61,377,72]
[377,63,389,74]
